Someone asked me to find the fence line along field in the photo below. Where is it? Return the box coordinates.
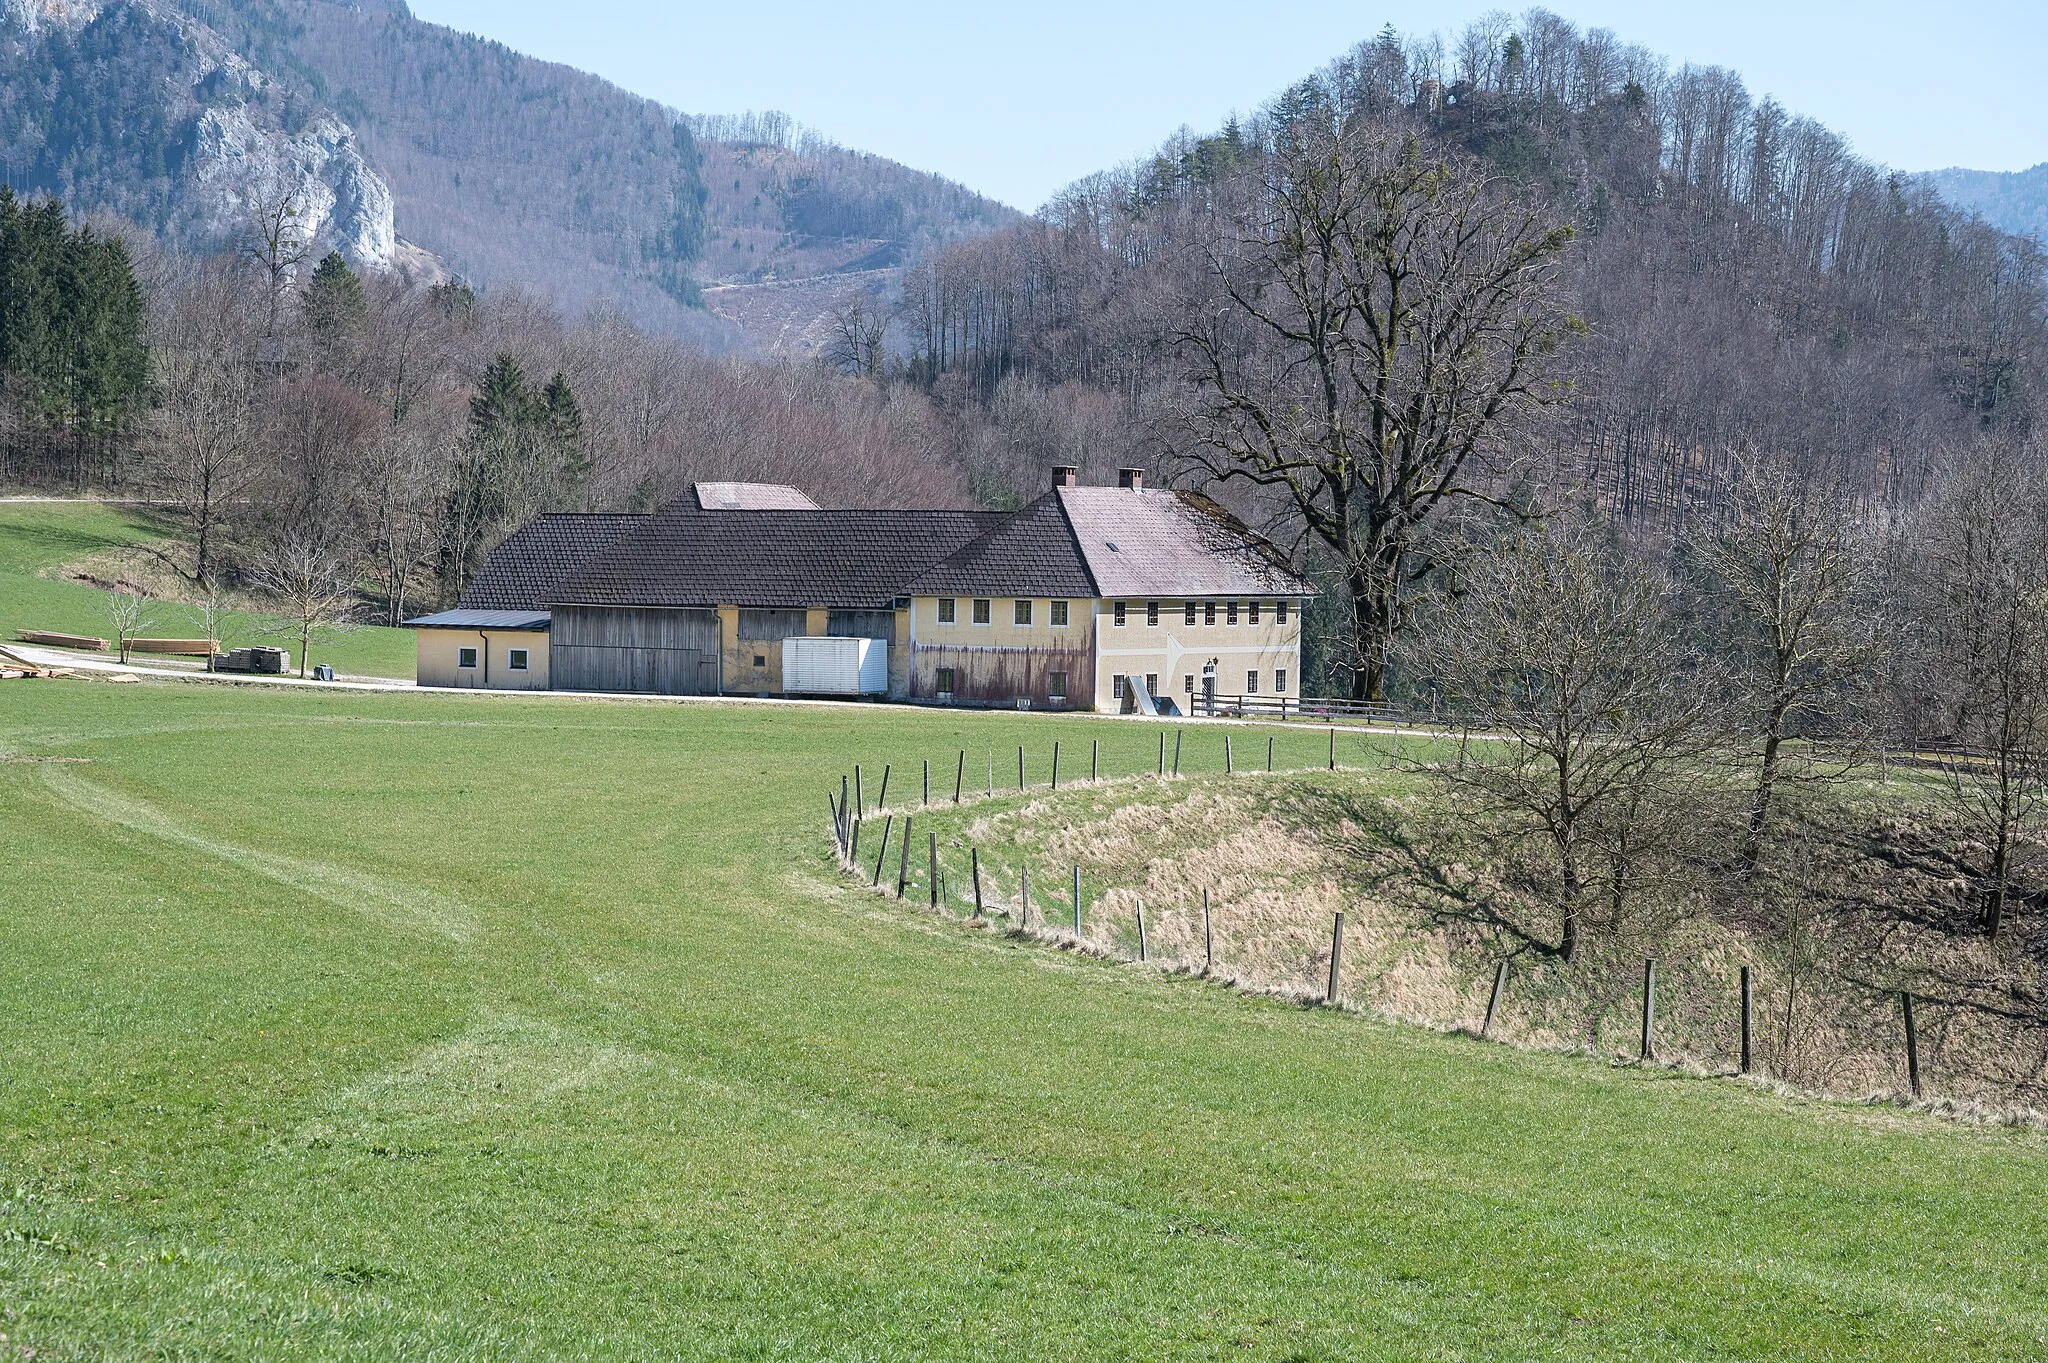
[4,675,2047,1359]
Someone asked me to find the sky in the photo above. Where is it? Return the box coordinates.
[406,1,2048,212]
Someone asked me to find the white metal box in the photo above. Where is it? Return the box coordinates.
[782,636,888,695]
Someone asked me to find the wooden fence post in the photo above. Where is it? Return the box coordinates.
[871,815,893,886]
[971,847,984,918]
[928,832,939,909]
[1052,742,1060,790]
[1267,735,1274,773]
[1169,729,1180,777]
[954,750,965,804]
[1018,745,1025,791]
[1158,732,1165,777]
[897,815,913,897]
[1640,959,1657,1062]
[1203,889,1213,975]
[1329,727,1336,770]
[849,818,861,868]
[1901,992,1922,1097]
[1072,865,1082,935]
[1225,735,1233,775]
[1137,899,1148,962]
[923,758,929,807]
[1325,911,1345,1004]
[1482,960,1509,1039]
[829,795,844,865]
[840,774,850,842]
[986,750,992,797]
[1019,863,1031,927]
[877,765,890,811]
[1740,965,1754,1074]
[855,765,863,818]
[1091,739,1099,783]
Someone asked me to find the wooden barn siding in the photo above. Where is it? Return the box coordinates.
[911,641,1095,709]
[553,606,721,694]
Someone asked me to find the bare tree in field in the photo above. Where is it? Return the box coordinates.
[1172,115,1580,700]
[1686,463,1875,875]
[239,181,311,338]
[153,348,257,586]
[251,533,359,678]
[1425,521,1721,962]
[824,292,887,378]
[107,590,156,665]
[1908,444,2048,940]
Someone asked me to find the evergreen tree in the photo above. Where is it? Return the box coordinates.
[302,250,367,362]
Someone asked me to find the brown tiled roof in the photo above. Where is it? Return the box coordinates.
[459,513,648,611]
[1057,487,1315,597]
[901,493,1098,597]
[549,503,1004,609]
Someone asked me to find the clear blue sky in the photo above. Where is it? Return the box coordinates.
[408,0,2047,211]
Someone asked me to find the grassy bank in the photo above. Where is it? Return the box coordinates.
[0,502,416,679]
[1,677,2044,1358]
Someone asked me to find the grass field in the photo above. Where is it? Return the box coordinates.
[0,502,417,679]
[3,673,2047,1360]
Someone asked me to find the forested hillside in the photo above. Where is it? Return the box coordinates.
[1928,162,2048,245]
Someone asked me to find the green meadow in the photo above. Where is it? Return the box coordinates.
[2,505,2046,1359]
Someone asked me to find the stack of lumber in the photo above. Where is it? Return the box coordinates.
[0,646,78,680]
[126,638,219,657]
[16,629,109,650]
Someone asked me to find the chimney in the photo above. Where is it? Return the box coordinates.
[1052,465,1079,489]
[1117,467,1145,490]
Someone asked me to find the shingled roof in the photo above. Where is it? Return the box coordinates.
[1056,487,1315,597]
[901,493,1097,597]
[549,503,1004,609]
[458,513,648,612]
[694,482,820,510]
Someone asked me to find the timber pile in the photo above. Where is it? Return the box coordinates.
[0,645,77,680]
[17,629,109,650]
[126,638,219,656]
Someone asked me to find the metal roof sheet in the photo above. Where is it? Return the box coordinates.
[405,609,552,630]
[1056,487,1316,598]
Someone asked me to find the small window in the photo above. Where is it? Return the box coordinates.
[1014,599,1034,626]
[1048,670,1068,699]
[1113,601,1127,627]
[1247,671,1259,694]
[753,654,766,668]
[1183,674,1195,694]
[972,599,992,625]
[1146,601,1160,627]
[1184,602,1197,626]
[936,667,956,695]
[1276,668,1289,694]
[1204,601,1217,626]
[508,648,529,671]
[457,646,478,669]
[1111,673,1126,706]
[1277,600,1290,624]
[1249,601,1261,625]
[937,597,956,624]
[1145,673,1158,698]
[1050,600,1069,626]
[1227,601,1240,626]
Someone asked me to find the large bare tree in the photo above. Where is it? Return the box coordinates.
[1171,116,1579,700]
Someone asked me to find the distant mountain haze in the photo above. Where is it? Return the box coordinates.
[1925,163,2048,243]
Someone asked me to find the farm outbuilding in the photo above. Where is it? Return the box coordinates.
[415,473,1313,709]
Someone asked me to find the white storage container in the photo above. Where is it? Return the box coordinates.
[782,636,888,695]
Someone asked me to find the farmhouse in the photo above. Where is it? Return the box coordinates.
[410,468,1313,709]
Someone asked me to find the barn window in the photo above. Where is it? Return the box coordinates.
[971,599,992,625]
[1249,601,1262,625]
[508,649,529,671]
[936,667,956,695]
[1184,601,1197,625]
[753,654,766,668]
[1048,671,1068,699]
[1276,668,1289,694]
[1227,601,1240,625]
[1204,601,1217,626]
[1014,599,1034,625]
[1050,600,1069,626]
[457,647,478,669]
[937,597,956,624]
[1113,601,1127,627]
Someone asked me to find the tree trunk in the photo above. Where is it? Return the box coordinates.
[1985,819,2011,940]
[1740,713,1788,876]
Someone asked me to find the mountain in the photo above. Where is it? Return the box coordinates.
[1925,163,2048,242]
[0,0,1015,348]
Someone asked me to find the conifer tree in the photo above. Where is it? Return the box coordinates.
[303,250,367,364]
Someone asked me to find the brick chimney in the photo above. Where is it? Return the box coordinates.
[1052,465,1079,489]
[1117,467,1145,490]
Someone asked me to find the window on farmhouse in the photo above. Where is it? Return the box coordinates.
[1014,599,1034,625]
[1249,601,1261,625]
[1146,601,1159,627]
[508,649,529,671]
[1247,671,1259,693]
[1050,600,1069,626]
[1113,601,1127,627]
[936,667,956,695]
[1227,601,1240,626]
[972,598,992,624]
[1146,673,1158,698]
[1048,671,1068,700]
[1184,601,1197,626]
[457,647,478,669]
[1276,669,1289,694]
[1277,600,1290,624]
[937,597,956,624]
[1111,673,1126,706]
[1204,601,1217,626]
[1184,674,1195,694]
[753,655,766,668]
